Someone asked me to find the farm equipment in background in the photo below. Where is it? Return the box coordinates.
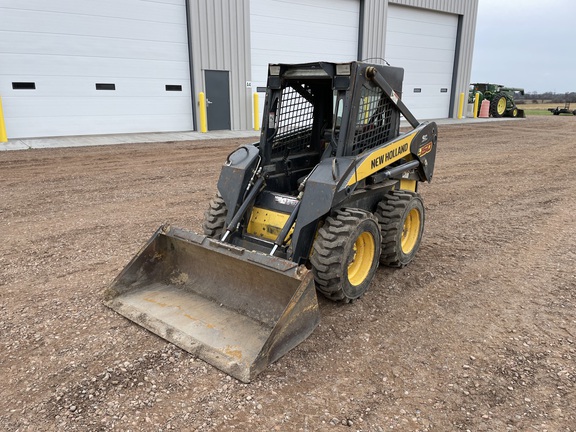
[469,83,526,118]
[105,61,437,382]
[548,101,576,116]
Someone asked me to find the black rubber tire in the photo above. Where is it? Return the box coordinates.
[202,192,228,238]
[311,209,381,302]
[507,107,518,118]
[377,190,425,268]
[490,93,507,118]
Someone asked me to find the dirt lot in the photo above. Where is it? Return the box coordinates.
[1,116,575,431]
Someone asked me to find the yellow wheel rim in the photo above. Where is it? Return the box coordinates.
[347,231,375,286]
[401,208,421,254]
[497,97,506,115]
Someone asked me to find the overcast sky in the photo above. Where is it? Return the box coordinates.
[471,0,574,94]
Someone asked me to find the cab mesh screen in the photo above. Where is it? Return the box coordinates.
[351,85,396,156]
[271,84,314,157]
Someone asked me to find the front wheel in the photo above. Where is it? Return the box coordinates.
[202,192,228,238]
[508,108,518,118]
[311,209,381,302]
[377,190,425,268]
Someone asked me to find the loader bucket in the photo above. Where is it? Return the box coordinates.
[105,225,319,383]
[517,108,526,118]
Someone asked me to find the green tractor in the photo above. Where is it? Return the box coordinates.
[469,83,525,118]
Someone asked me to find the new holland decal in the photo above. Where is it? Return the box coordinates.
[347,132,416,186]
[370,143,409,169]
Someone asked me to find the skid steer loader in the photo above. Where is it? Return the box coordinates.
[105,61,437,382]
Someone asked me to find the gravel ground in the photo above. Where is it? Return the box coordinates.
[1,116,575,431]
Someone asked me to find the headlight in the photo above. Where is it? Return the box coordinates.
[336,63,351,76]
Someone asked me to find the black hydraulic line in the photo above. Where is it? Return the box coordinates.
[220,176,265,242]
[270,200,301,256]
[381,160,420,179]
[366,66,420,129]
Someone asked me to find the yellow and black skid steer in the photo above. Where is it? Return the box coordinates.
[105,61,437,382]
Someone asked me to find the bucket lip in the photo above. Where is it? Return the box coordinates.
[105,275,320,383]
[104,294,257,382]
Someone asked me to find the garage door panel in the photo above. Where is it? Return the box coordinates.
[251,39,358,58]
[6,114,193,139]
[386,57,452,75]
[251,51,356,75]
[0,8,186,43]
[386,32,457,52]
[387,48,456,65]
[387,20,459,40]
[5,96,191,118]
[0,0,186,24]
[403,85,451,97]
[251,39,358,61]
[2,76,190,98]
[0,31,188,62]
[252,21,358,43]
[2,53,190,80]
[250,0,358,23]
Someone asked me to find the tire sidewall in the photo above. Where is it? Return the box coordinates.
[341,216,381,299]
[490,94,506,117]
[394,196,425,266]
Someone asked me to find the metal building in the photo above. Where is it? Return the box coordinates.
[0,0,478,139]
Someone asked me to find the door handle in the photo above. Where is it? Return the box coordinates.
[206,99,213,105]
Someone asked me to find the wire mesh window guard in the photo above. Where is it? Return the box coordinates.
[271,84,314,157]
[351,84,396,156]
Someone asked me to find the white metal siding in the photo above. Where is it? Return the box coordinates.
[0,0,193,138]
[188,0,252,131]
[249,0,360,120]
[385,5,458,119]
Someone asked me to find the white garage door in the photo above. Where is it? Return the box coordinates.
[0,0,193,139]
[249,0,360,121]
[385,5,458,119]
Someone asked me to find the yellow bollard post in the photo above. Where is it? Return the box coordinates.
[253,93,260,131]
[473,92,480,119]
[458,92,465,119]
[198,92,208,133]
[0,96,8,143]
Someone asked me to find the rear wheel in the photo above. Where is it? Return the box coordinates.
[490,93,507,118]
[202,192,228,238]
[377,190,425,268]
[311,209,381,302]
